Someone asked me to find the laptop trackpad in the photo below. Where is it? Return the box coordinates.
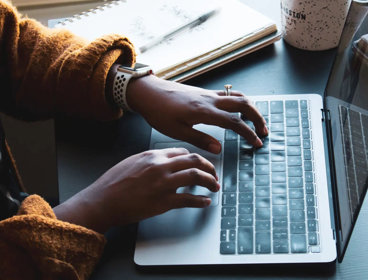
[153,141,222,206]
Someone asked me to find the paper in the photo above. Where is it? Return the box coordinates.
[55,0,276,78]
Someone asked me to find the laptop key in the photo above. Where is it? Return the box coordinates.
[287,136,301,146]
[290,222,306,234]
[229,229,236,241]
[289,189,304,199]
[285,108,299,118]
[308,232,319,245]
[256,220,271,231]
[221,217,236,229]
[273,239,289,253]
[220,242,236,254]
[270,101,283,113]
[288,177,303,188]
[238,227,253,254]
[223,140,237,192]
[289,199,304,210]
[307,207,316,219]
[286,127,300,136]
[288,167,303,177]
[272,183,287,194]
[273,216,288,228]
[290,210,305,222]
[220,230,227,241]
[285,100,298,108]
[222,206,236,217]
[239,181,253,192]
[291,234,307,253]
[272,172,286,183]
[239,170,253,181]
[308,220,318,232]
[286,118,299,127]
[256,232,271,254]
[272,162,286,172]
[287,146,301,156]
[271,151,286,162]
[256,101,269,116]
[255,154,269,164]
[271,113,284,123]
[238,214,253,226]
[256,186,270,197]
[238,203,253,214]
[222,193,237,205]
[288,156,302,166]
[255,164,270,175]
[272,205,287,216]
[255,175,270,186]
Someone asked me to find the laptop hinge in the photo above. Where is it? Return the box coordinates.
[321,108,331,122]
[322,108,343,253]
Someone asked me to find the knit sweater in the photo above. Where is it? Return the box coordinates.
[0,0,136,279]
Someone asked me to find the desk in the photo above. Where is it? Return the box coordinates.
[19,1,368,279]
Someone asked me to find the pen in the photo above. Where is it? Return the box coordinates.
[139,9,219,54]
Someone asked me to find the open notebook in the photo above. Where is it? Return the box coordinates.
[54,0,280,81]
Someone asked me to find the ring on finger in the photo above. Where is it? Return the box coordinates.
[224,84,232,96]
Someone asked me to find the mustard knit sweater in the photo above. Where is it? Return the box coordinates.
[0,1,136,279]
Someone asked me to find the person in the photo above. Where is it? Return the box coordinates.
[0,0,268,279]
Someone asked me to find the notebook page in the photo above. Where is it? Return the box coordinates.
[55,0,276,76]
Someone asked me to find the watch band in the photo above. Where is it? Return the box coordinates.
[112,65,153,112]
[112,70,134,112]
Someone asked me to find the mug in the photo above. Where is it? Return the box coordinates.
[280,0,352,50]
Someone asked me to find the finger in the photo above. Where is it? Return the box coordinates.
[193,109,263,148]
[165,153,218,180]
[156,147,190,158]
[170,193,212,208]
[216,95,268,137]
[168,168,220,192]
[173,126,222,154]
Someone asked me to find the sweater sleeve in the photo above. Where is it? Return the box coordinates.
[0,0,136,121]
[0,195,106,280]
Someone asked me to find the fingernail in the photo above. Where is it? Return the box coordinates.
[255,137,263,147]
[208,142,221,154]
[203,198,211,207]
[263,126,269,136]
[216,183,220,191]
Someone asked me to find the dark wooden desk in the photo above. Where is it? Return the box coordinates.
[19,0,368,279]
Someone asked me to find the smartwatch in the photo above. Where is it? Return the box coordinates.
[112,63,153,111]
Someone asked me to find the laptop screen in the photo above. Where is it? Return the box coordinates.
[324,0,368,261]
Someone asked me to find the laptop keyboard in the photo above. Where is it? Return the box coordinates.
[220,100,320,255]
[339,105,368,220]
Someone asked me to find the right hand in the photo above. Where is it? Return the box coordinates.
[53,148,219,233]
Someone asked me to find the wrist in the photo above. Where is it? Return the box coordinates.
[107,63,153,112]
[53,189,109,233]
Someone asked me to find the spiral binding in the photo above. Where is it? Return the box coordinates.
[58,0,122,26]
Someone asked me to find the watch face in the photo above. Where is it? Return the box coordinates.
[118,63,152,76]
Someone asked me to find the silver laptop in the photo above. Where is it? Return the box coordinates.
[135,1,368,265]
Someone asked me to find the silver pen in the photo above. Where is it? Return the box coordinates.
[139,9,218,54]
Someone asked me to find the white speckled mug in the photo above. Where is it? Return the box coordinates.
[280,0,352,50]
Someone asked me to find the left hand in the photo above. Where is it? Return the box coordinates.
[127,75,268,154]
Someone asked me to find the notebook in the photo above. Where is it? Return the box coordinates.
[134,1,368,265]
[54,0,280,82]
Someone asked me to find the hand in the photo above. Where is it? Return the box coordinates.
[127,75,268,154]
[53,148,219,233]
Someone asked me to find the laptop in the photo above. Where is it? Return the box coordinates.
[134,1,368,265]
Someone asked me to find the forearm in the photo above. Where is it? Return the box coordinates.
[0,0,136,121]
